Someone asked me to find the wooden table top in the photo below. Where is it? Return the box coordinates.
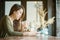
[0,34,60,40]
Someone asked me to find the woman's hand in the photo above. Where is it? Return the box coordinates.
[23,31,37,36]
[21,21,30,32]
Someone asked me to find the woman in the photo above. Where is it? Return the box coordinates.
[0,4,25,38]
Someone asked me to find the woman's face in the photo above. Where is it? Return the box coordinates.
[15,8,23,20]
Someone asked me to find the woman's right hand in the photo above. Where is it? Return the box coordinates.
[23,32,37,36]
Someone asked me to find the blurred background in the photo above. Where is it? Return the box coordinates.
[0,0,59,37]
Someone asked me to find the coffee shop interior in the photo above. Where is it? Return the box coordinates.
[0,0,60,40]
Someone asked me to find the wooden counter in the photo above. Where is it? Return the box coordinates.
[0,34,60,40]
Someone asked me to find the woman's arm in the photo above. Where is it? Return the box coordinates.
[5,16,23,36]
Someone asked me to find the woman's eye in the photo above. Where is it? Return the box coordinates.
[20,12,22,14]
[20,12,21,13]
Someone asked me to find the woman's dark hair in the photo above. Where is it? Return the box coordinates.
[9,4,25,20]
[9,4,25,31]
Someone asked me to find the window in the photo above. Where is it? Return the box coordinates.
[56,0,60,37]
[27,1,43,24]
[5,1,21,15]
[27,1,48,35]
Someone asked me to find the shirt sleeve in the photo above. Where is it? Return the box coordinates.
[5,16,23,36]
